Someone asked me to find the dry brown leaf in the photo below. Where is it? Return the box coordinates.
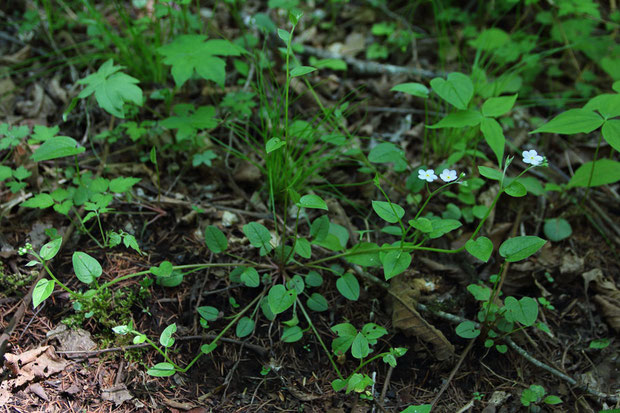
[101,384,134,406]
[389,276,454,360]
[583,269,620,332]
[47,323,97,352]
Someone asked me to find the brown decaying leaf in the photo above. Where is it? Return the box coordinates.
[583,269,620,333]
[389,276,455,360]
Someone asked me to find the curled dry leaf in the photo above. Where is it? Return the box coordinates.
[583,268,620,333]
[388,275,455,360]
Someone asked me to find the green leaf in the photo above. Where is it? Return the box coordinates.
[266,137,286,153]
[467,284,491,301]
[39,237,62,261]
[31,136,85,161]
[204,225,228,253]
[197,306,219,321]
[455,321,480,339]
[281,325,303,342]
[310,215,329,241]
[478,165,503,181]
[351,332,370,359]
[305,271,323,287]
[504,296,538,326]
[32,278,55,308]
[427,110,482,129]
[290,66,317,77]
[0,165,11,181]
[243,222,273,256]
[240,267,260,287]
[430,72,474,110]
[77,59,143,118]
[150,261,173,277]
[480,117,505,166]
[161,105,217,142]
[409,218,433,233]
[602,119,620,152]
[109,177,141,193]
[22,194,55,209]
[298,194,328,210]
[336,272,359,301]
[331,379,347,392]
[382,250,412,280]
[192,150,217,167]
[147,362,176,377]
[344,242,381,267]
[236,317,255,337]
[543,395,562,405]
[157,35,244,87]
[481,94,518,117]
[589,338,610,349]
[294,238,311,258]
[201,343,217,354]
[429,218,462,239]
[531,108,604,134]
[568,159,620,188]
[72,252,102,284]
[306,293,328,312]
[159,323,177,347]
[543,218,572,242]
[465,237,493,262]
[470,28,509,50]
[368,142,405,165]
[504,180,527,197]
[268,284,296,315]
[277,28,291,43]
[583,93,620,119]
[372,200,405,223]
[399,405,432,413]
[391,82,429,98]
[331,322,357,354]
[499,236,546,262]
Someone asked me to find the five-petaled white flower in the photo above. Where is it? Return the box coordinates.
[418,169,438,182]
[440,169,457,182]
[522,149,543,166]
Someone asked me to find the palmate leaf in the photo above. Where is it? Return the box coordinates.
[77,59,143,118]
[157,35,246,87]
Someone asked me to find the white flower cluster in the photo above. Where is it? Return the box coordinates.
[418,168,458,183]
[522,149,544,166]
[18,243,33,256]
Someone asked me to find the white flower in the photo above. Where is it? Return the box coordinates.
[418,169,438,182]
[522,149,543,166]
[440,169,457,182]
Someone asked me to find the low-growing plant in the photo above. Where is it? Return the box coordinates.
[520,384,562,412]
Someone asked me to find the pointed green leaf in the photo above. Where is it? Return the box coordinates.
[31,136,85,162]
[499,236,546,262]
[159,323,177,347]
[427,110,482,129]
[382,250,412,280]
[72,252,102,284]
[204,225,228,253]
[39,237,62,261]
[298,194,328,210]
[531,108,604,134]
[481,94,517,118]
[372,200,405,223]
[32,278,55,308]
[266,137,286,153]
[268,284,296,314]
[480,117,505,166]
[391,82,429,98]
[290,66,317,77]
[568,159,620,188]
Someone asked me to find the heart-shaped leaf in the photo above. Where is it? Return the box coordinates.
[465,237,493,262]
[268,284,296,315]
[430,72,474,110]
[499,236,546,262]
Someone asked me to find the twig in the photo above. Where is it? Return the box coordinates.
[297,44,441,79]
[56,334,268,358]
[379,365,393,404]
[430,338,476,408]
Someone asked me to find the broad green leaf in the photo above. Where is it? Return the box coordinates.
[160,105,217,142]
[305,271,323,287]
[277,28,290,43]
[427,109,482,129]
[478,165,503,181]
[240,267,260,287]
[372,200,405,223]
[290,66,317,77]
[430,72,474,110]
[382,250,412,280]
[504,296,538,326]
[0,165,11,181]
[109,177,141,193]
[266,137,286,153]
[204,225,228,253]
[294,238,311,258]
[157,35,245,87]
[499,236,546,262]
[39,237,62,261]
[310,215,329,241]
[307,293,328,312]
[344,242,381,267]
[201,343,217,354]
[22,193,55,209]
[568,159,620,188]
[286,274,305,294]
[159,323,177,347]
[147,362,176,377]
[455,321,480,338]
[409,217,433,233]
[583,93,620,119]
[331,323,357,355]
[429,218,462,239]
[281,325,303,342]
[589,338,610,349]
[312,222,349,251]
[543,395,562,405]
[236,317,255,338]
[268,284,296,314]
[368,142,405,165]
[465,237,493,262]
[243,222,273,255]
[336,272,359,301]
[31,136,85,162]
[298,194,328,210]
[351,332,370,359]
[480,117,505,166]
[150,261,173,277]
[602,120,620,152]
[481,94,517,117]
[470,28,509,51]
[72,252,102,284]
[77,59,143,118]
[197,306,219,321]
[399,405,432,413]
[331,379,347,392]
[362,323,387,341]
[504,180,527,197]
[32,278,55,308]
[543,218,572,242]
[467,284,491,301]
[391,82,429,98]
[531,108,604,134]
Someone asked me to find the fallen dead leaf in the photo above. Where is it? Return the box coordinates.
[47,323,97,352]
[101,384,134,406]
